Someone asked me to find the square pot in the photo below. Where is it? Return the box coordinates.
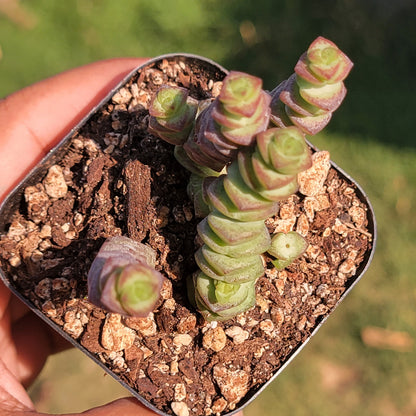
[0,54,376,416]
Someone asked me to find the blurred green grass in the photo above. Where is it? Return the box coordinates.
[1,1,415,415]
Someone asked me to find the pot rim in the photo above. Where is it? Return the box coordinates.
[0,54,376,416]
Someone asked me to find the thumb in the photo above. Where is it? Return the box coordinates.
[78,398,245,416]
[76,397,159,416]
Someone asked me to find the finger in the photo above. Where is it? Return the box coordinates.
[0,57,148,201]
[11,311,58,387]
[0,281,11,322]
[0,396,244,416]
[77,398,245,416]
[0,358,34,412]
[67,397,158,416]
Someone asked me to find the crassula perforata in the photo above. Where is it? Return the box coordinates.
[87,236,164,317]
[270,36,353,135]
[88,36,353,322]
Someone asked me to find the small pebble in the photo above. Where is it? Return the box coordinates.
[43,165,68,199]
[171,401,189,416]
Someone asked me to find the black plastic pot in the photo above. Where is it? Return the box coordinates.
[0,54,376,416]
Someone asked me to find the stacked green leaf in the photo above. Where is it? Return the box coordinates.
[192,126,312,320]
[270,36,353,135]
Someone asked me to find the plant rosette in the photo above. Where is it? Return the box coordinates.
[0,41,376,416]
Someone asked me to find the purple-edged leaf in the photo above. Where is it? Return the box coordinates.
[199,110,240,165]
[197,218,271,257]
[219,71,263,117]
[203,113,240,152]
[99,263,127,315]
[192,130,232,166]
[148,117,189,145]
[256,128,274,165]
[223,163,272,212]
[329,54,354,83]
[306,36,353,83]
[294,52,323,85]
[237,151,263,191]
[286,107,332,135]
[257,177,299,201]
[207,176,278,221]
[149,85,189,119]
[148,85,197,144]
[207,210,266,245]
[279,74,319,117]
[211,100,244,130]
[220,92,271,145]
[251,149,296,190]
[183,134,227,172]
[212,91,269,131]
[297,76,347,112]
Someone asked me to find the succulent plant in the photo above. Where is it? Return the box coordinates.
[269,36,353,135]
[142,35,353,322]
[192,126,312,320]
[87,236,164,317]
[268,231,308,270]
[148,85,198,145]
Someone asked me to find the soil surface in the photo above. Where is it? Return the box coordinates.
[0,57,373,416]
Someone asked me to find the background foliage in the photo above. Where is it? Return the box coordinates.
[1,1,415,415]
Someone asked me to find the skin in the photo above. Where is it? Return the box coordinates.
[0,59,245,416]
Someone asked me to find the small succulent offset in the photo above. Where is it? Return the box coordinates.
[88,36,352,321]
[148,85,198,146]
[88,236,164,317]
[268,231,308,270]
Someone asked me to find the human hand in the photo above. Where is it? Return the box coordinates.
[0,58,161,415]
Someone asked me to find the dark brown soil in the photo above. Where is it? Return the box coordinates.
[0,57,373,416]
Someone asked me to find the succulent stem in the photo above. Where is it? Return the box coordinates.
[192,126,311,320]
[184,71,271,172]
[270,36,353,135]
